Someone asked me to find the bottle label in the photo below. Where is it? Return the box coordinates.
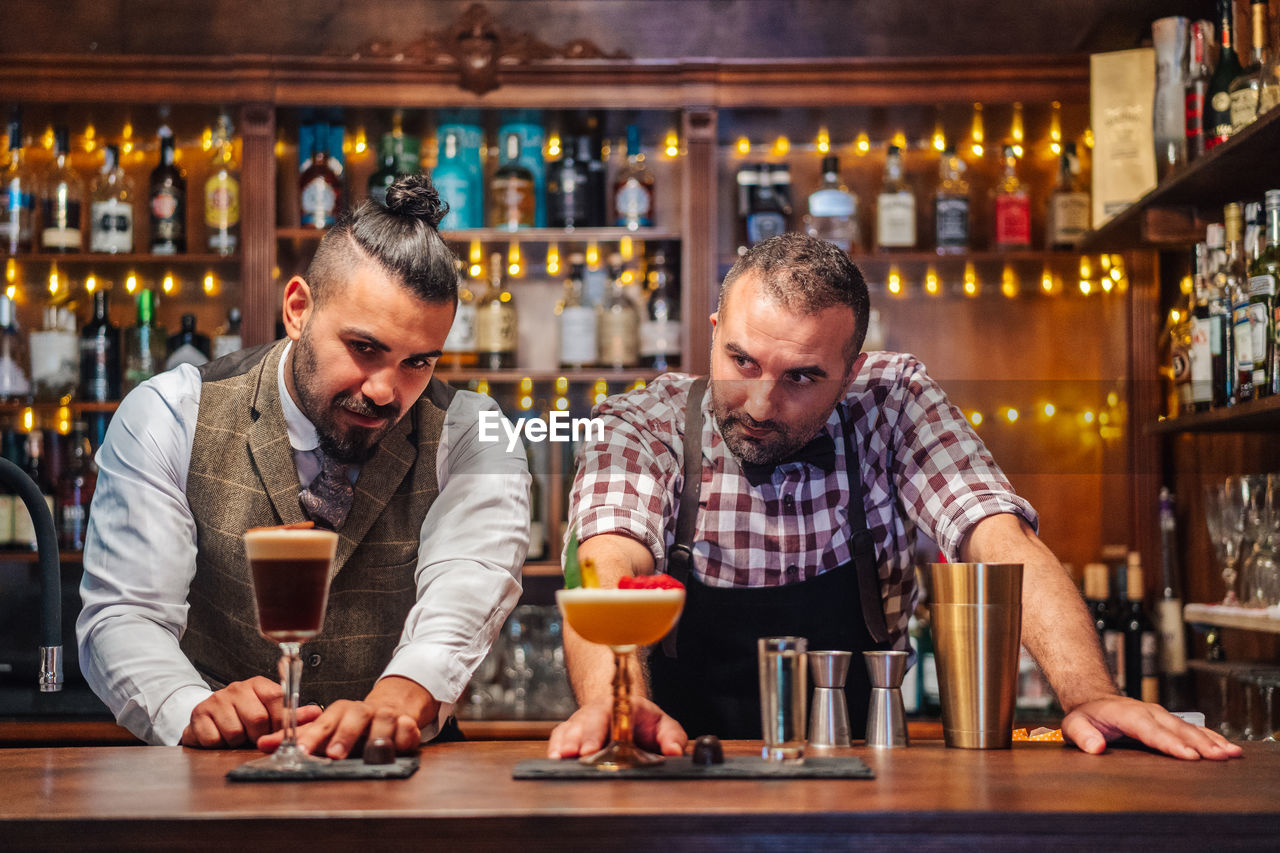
[1229,88,1259,133]
[151,189,182,230]
[12,494,54,548]
[1048,193,1090,245]
[300,177,337,228]
[1103,629,1124,691]
[808,188,856,219]
[1233,304,1255,370]
[433,170,474,231]
[1185,90,1205,140]
[746,211,787,245]
[598,309,640,367]
[60,502,87,547]
[204,172,241,230]
[475,303,516,354]
[90,199,134,253]
[1246,302,1268,369]
[559,306,597,366]
[41,195,83,250]
[934,196,970,248]
[639,319,681,358]
[995,193,1031,247]
[0,494,13,546]
[1156,599,1187,675]
[1140,630,1159,703]
[1189,317,1213,404]
[80,336,112,400]
[1248,273,1276,298]
[876,192,915,248]
[30,330,79,400]
[614,178,653,226]
[443,302,477,354]
[490,177,535,229]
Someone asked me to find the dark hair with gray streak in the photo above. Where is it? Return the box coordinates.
[718,232,870,363]
[304,173,458,307]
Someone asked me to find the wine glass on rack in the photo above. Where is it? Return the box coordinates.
[1240,474,1279,608]
[1204,478,1249,606]
[239,525,338,772]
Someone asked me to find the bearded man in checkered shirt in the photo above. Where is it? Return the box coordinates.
[547,232,1238,763]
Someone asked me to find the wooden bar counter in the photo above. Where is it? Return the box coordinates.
[0,740,1276,851]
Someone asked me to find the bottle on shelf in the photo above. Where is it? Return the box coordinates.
[2,107,35,254]
[771,161,794,225]
[1205,0,1243,149]
[165,313,211,370]
[1228,0,1273,133]
[89,144,134,254]
[212,307,242,360]
[745,163,789,247]
[875,145,916,252]
[299,120,342,230]
[431,129,479,230]
[558,252,597,370]
[597,252,640,369]
[57,420,96,551]
[1184,19,1213,162]
[640,250,681,371]
[441,259,478,369]
[547,135,591,231]
[489,132,536,230]
[0,294,29,401]
[1206,223,1236,407]
[1261,44,1280,117]
[123,288,165,394]
[1187,242,1215,412]
[582,113,609,228]
[13,425,54,551]
[613,125,655,231]
[1046,142,1090,249]
[734,163,761,254]
[1121,552,1158,704]
[993,145,1031,251]
[497,113,546,227]
[805,155,860,253]
[205,112,240,255]
[40,125,84,253]
[0,417,19,546]
[933,147,970,255]
[367,132,402,209]
[1223,203,1255,402]
[1156,488,1190,710]
[79,289,120,402]
[1245,190,1278,397]
[29,306,78,403]
[1083,562,1121,690]
[525,440,546,561]
[149,123,187,254]
[475,252,517,369]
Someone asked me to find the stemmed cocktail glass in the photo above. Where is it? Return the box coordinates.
[556,586,684,769]
[240,525,338,771]
[1205,479,1249,605]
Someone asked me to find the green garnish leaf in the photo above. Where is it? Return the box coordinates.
[563,528,581,589]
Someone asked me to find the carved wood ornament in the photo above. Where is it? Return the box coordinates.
[351,2,627,94]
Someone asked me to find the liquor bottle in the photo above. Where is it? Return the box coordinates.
[1046,142,1091,249]
[2,108,36,254]
[367,133,401,208]
[613,125,655,231]
[526,440,546,561]
[0,294,29,400]
[746,164,789,247]
[1261,44,1280,116]
[771,162,794,227]
[79,289,120,402]
[489,132,535,230]
[1249,190,1279,397]
[475,252,517,369]
[547,135,591,231]
[1224,203,1255,402]
[122,289,165,394]
[1228,0,1273,133]
[558,253,597,370]
[29,306,78,403]
[0,418,20,546]
[441,259,478,369]
[582,113,609,228]
[875,145,916,251]
[1205,223,1236,407]
[639,251,681,371]
[431,130,478,230]
[165,314,211,370]
[993,145,1031,250]
[597,252,640,369]
[1156,488,1190,710]
[1083,562,1120,690]
[57,420,95,551]
[13,427,54,551]
[40,125,84,253]
[1185,20,1213,161]
[1169,276,1195,415]
[1205,0,1244,148]
[735,163,761,253]
[933,147,970,254]
[212,307,242,360]
[149,125,186,254]
[205,113,240,255]
[299,121,341,230]
[1121,552,1159,704]
[89,144,134,254]
[1188,242,1215,411]
[805,155,860,252]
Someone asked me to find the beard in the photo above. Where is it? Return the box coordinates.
[290,329,401,465]
[709,379,842,467]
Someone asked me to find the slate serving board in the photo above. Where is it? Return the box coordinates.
[513,755,873,780]
[226,756,419,782]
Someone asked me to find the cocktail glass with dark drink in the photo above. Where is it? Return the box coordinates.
[241,524,338,771]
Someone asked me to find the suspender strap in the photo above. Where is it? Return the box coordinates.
[667,376,708,588]
[838,406,891,644]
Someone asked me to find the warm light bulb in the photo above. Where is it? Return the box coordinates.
[1083,410,1096,424]
[507,242,522,277]
[619,236,634,261]
[163,273,176,293]
[1083,128,1094,148]
[1049,101,1062,142]
[519,395,534,410]
[1107,391,1120,408]
[125,273,138,293]
[1043,403,1056,417]
[1101,277,1114,293]
[890,131,907,149]
[48,269,58,294]
[4,285,14,300]
[546,244,561,276]
[5,258,15,283]
[1011,144,1023,158]
[963,262,977,296]
[1079,279,1092,295]
[353,126,367,155]
[1010,101,1024,143]
[22,407,34,432]
[887,267,902,296]
[469,240,483,266]
[772,136,790,157]
[630,379,647,392]
[664,130,679,158]
[547,133,561,158]
[586,242,600,268]
[85,275,97,292]
[555,376,569,394]
[925,268,940,295]
[201,126,213,151]
[1001,266,1018,298]
[816,127,830,154]
[203,273,216,294]
[969,411,983,426]
[970,102,985,143]
[57,406,71,435]
[1041,270,1055,293]
[736,136,751,155]
[83,122,97,152]
[855,132,870,155]
[1005,407,1019,423]
[1079,256,1092,279]
[475,379,490,397]
[554,396,568,411]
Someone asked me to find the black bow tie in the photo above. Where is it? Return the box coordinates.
[739,431,837,487]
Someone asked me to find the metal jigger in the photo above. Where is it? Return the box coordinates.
[807,651,852,749]
[864,650,910,748]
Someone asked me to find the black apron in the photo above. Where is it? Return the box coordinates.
[648,378,891,740]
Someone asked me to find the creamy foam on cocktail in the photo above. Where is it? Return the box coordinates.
[244,527,339,642]
[556,588,684,649]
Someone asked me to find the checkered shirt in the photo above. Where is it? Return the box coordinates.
[568,351,1038,649]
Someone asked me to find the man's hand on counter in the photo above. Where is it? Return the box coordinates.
[547,697,687,760]
[180,676,322,749]
[256,675,437,760]
[1062,695,1243,760]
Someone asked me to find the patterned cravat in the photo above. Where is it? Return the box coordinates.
[298,451,354,530]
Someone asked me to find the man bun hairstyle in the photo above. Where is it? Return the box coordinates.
[717,232,870,363]
[304,173,458,306]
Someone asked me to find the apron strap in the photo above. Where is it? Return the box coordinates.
[662,376,707,658]
[838,406,891,644]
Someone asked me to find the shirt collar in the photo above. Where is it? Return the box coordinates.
[277,340,321,453]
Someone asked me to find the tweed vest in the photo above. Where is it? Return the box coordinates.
[178,339,454,705]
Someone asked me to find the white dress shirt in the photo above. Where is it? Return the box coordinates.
[77,342,529,745]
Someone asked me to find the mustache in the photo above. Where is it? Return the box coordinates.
[725,412,782,433]
[333,392,399,422]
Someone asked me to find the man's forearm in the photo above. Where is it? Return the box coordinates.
[961,513,1118,712]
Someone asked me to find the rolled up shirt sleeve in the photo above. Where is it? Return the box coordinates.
[381,390,528,739]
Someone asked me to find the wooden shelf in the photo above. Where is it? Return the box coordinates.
[848,249,1092,264]
[8,252,241,265]
[0,401,119,413]
[435,368,662,384]
[0,550,86,564]
[278,226,682,243]
[1184,603,1280,635]
[1148,394,1280,434]
[1081,107,1280,252]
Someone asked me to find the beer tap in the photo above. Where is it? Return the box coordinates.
[0,457,62,691]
